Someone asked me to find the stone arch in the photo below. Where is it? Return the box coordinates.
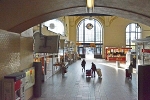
[0,0,150,33]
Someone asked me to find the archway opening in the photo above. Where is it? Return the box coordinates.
[77,18,103,59]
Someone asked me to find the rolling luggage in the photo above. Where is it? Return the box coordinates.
[86,69,91,77]
[126,69,132,79]
[96,68,102,77]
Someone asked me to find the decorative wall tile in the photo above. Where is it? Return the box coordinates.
[0,30,34,100]
[0,30,20,79]
[20,37,33,71]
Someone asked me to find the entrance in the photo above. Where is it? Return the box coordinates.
[85,47,94,59]
[77,43,102,59]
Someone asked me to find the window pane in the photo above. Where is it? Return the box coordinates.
[126,23,142,50]
[78,22,83,42]
[77,18,103,43]
[126,33,129,45]
[131,24,136,31]
[126,26,129,32]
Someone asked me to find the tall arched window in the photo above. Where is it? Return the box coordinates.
[126,23,141,52]
[43,19,64,35]
[77,18,103,43]
[77,18,103,58]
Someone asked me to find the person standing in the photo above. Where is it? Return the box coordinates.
[91,62,96,77]
[81,59,86,72]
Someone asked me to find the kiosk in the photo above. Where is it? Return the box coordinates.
[105,47,132,63]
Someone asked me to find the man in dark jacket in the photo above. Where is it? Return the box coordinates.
[81,59,86,72]
[91,62,96,77]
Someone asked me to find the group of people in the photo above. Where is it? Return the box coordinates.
[81,59,134,79]
[81,59,97,77]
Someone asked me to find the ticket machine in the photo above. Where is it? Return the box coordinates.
[2,72,26,100]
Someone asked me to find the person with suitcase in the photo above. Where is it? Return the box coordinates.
[91,62,96,77]
[126,62,133,79]
[81,59,86,72]
[128,61,133,79]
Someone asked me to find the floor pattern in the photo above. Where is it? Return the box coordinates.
[32,59,137,100]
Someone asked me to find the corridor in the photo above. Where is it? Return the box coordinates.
[32,59,137,100]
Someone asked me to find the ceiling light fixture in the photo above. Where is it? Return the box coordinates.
[86,0,94,13]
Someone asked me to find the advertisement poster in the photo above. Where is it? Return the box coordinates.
[24,67,35,90]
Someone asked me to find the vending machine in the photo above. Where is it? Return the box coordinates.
[2,72,26,100]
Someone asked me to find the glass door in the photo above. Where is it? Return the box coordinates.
[78,46,85,58]
[85,47,94,59]
[94,44,102,58]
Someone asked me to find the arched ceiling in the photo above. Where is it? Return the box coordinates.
[0,0,150,33]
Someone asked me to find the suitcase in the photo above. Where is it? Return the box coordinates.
[96,68,102,77]
[86,70,91,77]
[126,69,132,79]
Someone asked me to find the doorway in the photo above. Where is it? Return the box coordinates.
[77,43,102,59]
[85,47,94,59]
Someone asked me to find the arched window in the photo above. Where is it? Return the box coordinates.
[43,19,64,35]
[77,18,103,58]
[126,23,141,52]
[77,18,103,43]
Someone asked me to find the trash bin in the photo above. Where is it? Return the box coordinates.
[116,61,120,67]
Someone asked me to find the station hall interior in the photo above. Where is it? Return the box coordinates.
[1,0,150,100]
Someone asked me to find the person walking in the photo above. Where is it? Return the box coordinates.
[128,61,133,79]
[81,59,86,72]
[61,57,67,76]
[91,62,97,77]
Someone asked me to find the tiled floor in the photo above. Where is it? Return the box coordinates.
[32,59,137,100]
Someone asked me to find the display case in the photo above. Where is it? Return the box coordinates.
[132,36,150,66]
[105,47,132,63]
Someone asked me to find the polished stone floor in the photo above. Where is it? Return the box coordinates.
[32,59,137,100]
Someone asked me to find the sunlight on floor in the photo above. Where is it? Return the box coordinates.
[86,54,94,59]
[98,61,137,73]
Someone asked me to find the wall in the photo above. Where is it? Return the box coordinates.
[0,29,34,100]
[20,37,34,100]
[140,24,150,38]
[65,16,70,40]
[68,16,78,52]
[104,17,126,47]
[0,30,20,100]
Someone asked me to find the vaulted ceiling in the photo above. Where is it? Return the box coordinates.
[0,0,150,33]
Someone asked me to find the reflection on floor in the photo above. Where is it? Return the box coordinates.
[32,59,137,100]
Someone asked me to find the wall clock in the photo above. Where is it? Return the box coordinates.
[86,23,93,30]
[49,23,55,29]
